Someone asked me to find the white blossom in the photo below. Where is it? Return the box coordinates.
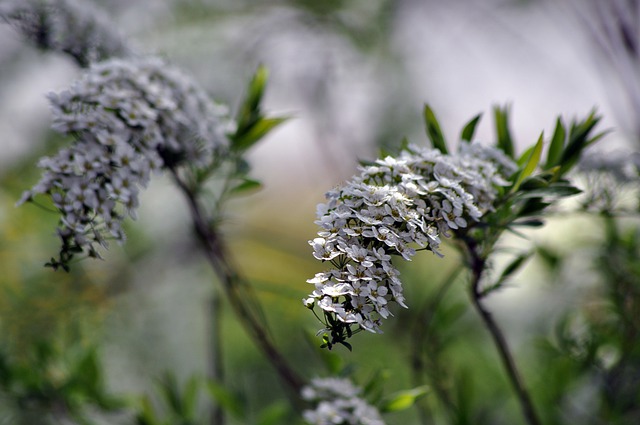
[0,0,131,67]
[302,377,385,425]
[18,57,233,268]
[305,142,516,338]
[577,150,640,211]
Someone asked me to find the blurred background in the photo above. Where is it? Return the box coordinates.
[1,0,639,424]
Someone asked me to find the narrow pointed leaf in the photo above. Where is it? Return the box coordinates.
[545,117,565,169]
[494,105,515,158]
[480,251,533,297]
[137,396,161,425]
[423,104,448,153]
[498,252,532,283]
[159,373,183,415]
[514,183,581,199]
[558,110,603,176]
[380,386,429,412]
[232,117,289,151]
[229,178,262,195]
[513,133,543,191]
[182,376,200,419]
[242,65,268,117]
[460,113,482,142]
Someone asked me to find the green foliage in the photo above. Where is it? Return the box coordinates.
[423,104,448,154]
[493,105,515,158]
[206,379,246,421]
[0,340,123,424]
[231,65,289,153]
[134,374,297,425]
[512,132,544,191]
[460,113,482,142]
[545,117,566,170]
[379,386,429,412]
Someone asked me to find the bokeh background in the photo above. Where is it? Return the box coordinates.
[1,0,639,424]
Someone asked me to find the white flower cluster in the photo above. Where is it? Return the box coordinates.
[302,377,385,425]
[0,0,131,67]
[18,57,233,268]
[305,142,517,337]
[578,150,640,211]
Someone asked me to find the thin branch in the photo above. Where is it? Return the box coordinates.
[170,169,305,401]
[466,240,542,425]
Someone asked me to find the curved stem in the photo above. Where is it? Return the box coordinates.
[466,240,542,425]
[170,170,305,400]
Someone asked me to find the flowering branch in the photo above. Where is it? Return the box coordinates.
[0,0,132,67]
[304,104,605,424]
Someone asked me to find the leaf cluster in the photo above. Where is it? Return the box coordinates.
[135,373,291,425]
[0,341,122,424]
[423,105,603,280]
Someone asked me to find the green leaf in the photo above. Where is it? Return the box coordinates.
[74,348,100,391]
[499,252,532,282]
[493,105,514,158]
[512,219,545,227]
[480,253,534,297]
[257,401,290,425]
[158,373,183,416]
[182,376,199,420]
[536,245,561,271]
[517,198,551,217]
[545,117,565,169]
[558,110,604,176]
[380,386,429,412]
[229,178,262,195]
[240,64,268,120]
[514,183,581,200]
[513,133,544,192]
[232,117,289,152]
[460,113,482,142]
[423,104,448,153]
[206,380,246,420]
[136,396,161,425]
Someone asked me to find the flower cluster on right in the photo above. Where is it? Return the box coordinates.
[305,142,517,344]
[302,377,386,425]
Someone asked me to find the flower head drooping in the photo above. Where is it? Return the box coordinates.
[18,57,233,270]
[305,142,516,344]
[302,377,386,425]
[0,0,132,67]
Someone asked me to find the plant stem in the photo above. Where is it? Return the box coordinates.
[466,241,542,425]
[208,292,225,425]
[170,170,305,402]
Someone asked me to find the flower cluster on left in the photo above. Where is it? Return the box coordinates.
[18,57,233,270]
